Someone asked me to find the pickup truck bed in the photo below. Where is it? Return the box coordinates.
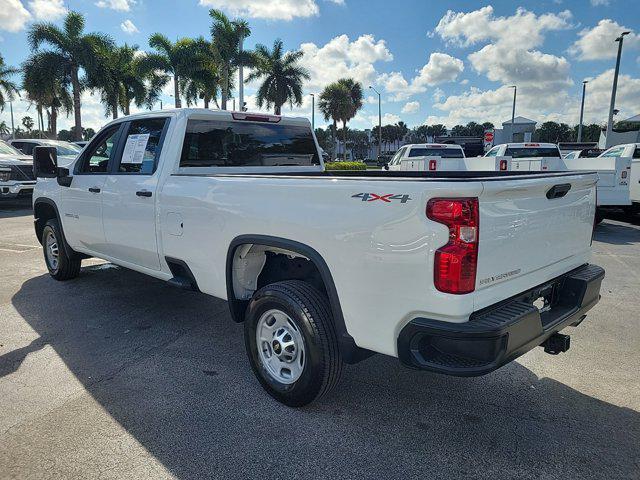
[31,109,604,406]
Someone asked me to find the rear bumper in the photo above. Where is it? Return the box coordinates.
[397,264,605,376]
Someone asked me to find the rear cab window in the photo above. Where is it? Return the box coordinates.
[179,118,321,171]
[408,147,464,158]
[600,146,625,158]
[505,147,560,158]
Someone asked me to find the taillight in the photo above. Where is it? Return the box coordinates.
[429,159,437,171]
[426,198,479,294]
[499,159,507,171]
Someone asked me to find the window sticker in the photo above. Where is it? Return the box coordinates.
[121,133,150,164]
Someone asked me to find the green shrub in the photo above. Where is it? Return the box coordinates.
[324,161,367,171]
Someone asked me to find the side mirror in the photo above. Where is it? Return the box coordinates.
[33,146,57,178]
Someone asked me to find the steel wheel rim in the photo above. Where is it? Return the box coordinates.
[256,309,306,384]
[45,231,59,271]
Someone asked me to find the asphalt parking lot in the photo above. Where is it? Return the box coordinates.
[0,198,638,479]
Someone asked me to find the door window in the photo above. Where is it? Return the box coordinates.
[600,146,625,158]
[77,125,121,174]
[12,142,32,155]
[634,148,640,159]
[115,118,168,174]
[484,146,500,157]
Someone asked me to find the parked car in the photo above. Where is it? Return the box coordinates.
[600,143,640,215]
[9,139,81,166]
[386,143,465,171]
[0,140,36,199]
[32,109,604,406]
[484,142,562,158]
[563,149,604,159]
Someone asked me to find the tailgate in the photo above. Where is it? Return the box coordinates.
[475,173,596,298]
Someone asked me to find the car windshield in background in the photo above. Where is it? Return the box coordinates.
[408,148,464,158]
[180,120,320,168]
[505,147,560,158]
[46,141,82,156]
[0,141,22,155]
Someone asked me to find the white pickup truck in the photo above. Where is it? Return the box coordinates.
[0,140,36,199]
[599,143,640,215]
[32,109,604,406]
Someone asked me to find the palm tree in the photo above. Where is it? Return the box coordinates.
[141,34,195,108]
[22,51,73,138]
[90,43,157,119]
[319,78,363,161]
[180,38,220,109]
[209,9,252,110]
[28,11,113,141]
[245,39,309,115]
[0,54,20,112]
[0,121,9,136]
[21,116,34,133]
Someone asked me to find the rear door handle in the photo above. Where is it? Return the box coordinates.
[88,187,101,193]
[136,190,152,197]
[546,183,571,199]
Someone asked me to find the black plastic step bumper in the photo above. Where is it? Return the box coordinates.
[397,264,605,376]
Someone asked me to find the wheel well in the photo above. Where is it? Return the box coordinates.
[34,201,58,244]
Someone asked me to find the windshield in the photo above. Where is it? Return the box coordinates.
[408,147,463,158]
[44,141,82,156]
[180,120,320,167]
[0,141,22,155]
[505,147,560,158]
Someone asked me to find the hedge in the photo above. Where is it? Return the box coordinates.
[324,161,367,171]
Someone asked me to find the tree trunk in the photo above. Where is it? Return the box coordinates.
[50,106,57,140]
[221,67,228,110]
[174,74,181,108]
[204,95,210,109]
[343,121,348,162]
[332,120,337,161]
[124,99,130,116]
[275,104,281,115]
[112,100,118,120]
[71,65,82,141]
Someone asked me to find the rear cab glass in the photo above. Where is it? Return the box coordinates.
[408,147,464,158]
[179,119,321,170]
[504,147,560,158]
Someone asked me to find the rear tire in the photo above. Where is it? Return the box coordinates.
[244,280,343,407]
[42,218,81,281]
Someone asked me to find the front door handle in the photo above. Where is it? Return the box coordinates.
[88,187,101,193]
[136,190,152,197]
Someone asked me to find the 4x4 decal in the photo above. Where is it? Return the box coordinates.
[352,193,412,203]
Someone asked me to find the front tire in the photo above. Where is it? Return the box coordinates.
[42,218,81,281]
[244,280,343,407]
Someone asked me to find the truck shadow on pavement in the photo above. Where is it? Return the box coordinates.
[8,265,640,479]
[0,200,32,219]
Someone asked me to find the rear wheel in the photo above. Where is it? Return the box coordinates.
[42,219,81,281]
[244,280,343,407]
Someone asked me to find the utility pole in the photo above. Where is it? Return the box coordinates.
[369,85,381,159]
[509,85,517,142]
[310,93,315,130]
[578,80,588,142]
[605,31,630,147]
[9,100,15,140]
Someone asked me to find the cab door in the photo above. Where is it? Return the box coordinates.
[100,117,170,271]
[61,124,123,253]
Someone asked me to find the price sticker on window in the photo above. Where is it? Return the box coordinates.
[121,133,150,164]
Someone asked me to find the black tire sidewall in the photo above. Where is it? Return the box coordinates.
[244,286,327,406]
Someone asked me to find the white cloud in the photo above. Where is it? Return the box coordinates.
[95,0,135,11]
[28,0,66,20]
[299,34,392,91]
[378,53,463,101]
[460,79,469,85]
[367,112,400,127]
[120,19,139,34]
[198,0,319,21]
[432,88,445,102]
[0,0,31,32]
[326,0,345,4]
[590,0,609,5]
[401,101,420,114]
[569,19,639,61]
[434,5,572,50]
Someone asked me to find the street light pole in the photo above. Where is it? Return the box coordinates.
[369,85,381,159]
[509,85,517,142]
[578,80,588,142]
[238,37,244,111]
[605,31,630,147]
[9,100,15,140]
[310,93,315,131]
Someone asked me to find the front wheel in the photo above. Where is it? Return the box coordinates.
[244,280,343,407]
[42,219,81,281]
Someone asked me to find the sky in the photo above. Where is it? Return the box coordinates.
[0,0,639,133]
